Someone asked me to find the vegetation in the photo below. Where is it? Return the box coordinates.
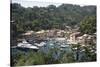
[71,43,96,62]
[11,3,96,33]
[11,48,75,66]
[80,16,96,34]
[11,3,96,66]
[11,43,96,66]
[81,45,96,62]
[60,52,75,63]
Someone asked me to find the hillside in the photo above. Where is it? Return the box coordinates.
[11,3,96,32]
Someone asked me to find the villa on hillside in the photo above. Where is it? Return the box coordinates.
[22,30,34,36]
[68,32,96,46]
[35,29,67,38]
[68,32,81,44]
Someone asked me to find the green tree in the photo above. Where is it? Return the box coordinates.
[80,16,96,34]
[11,3,96,33]
[60,52,75,63]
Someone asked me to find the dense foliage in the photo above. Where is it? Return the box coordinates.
[11,43,96,66]
[71,43,96,62]
[80,16,96,34]
[11,3,96,32]
[11,48,75,66]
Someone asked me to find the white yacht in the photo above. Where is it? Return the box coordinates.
[17,39,39,50]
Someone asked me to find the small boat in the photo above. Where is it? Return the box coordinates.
[17,39,39,50]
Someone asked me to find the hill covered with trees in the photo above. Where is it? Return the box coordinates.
[11,3,96,66]
[80,16,96,34]
[11,3,96,33]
